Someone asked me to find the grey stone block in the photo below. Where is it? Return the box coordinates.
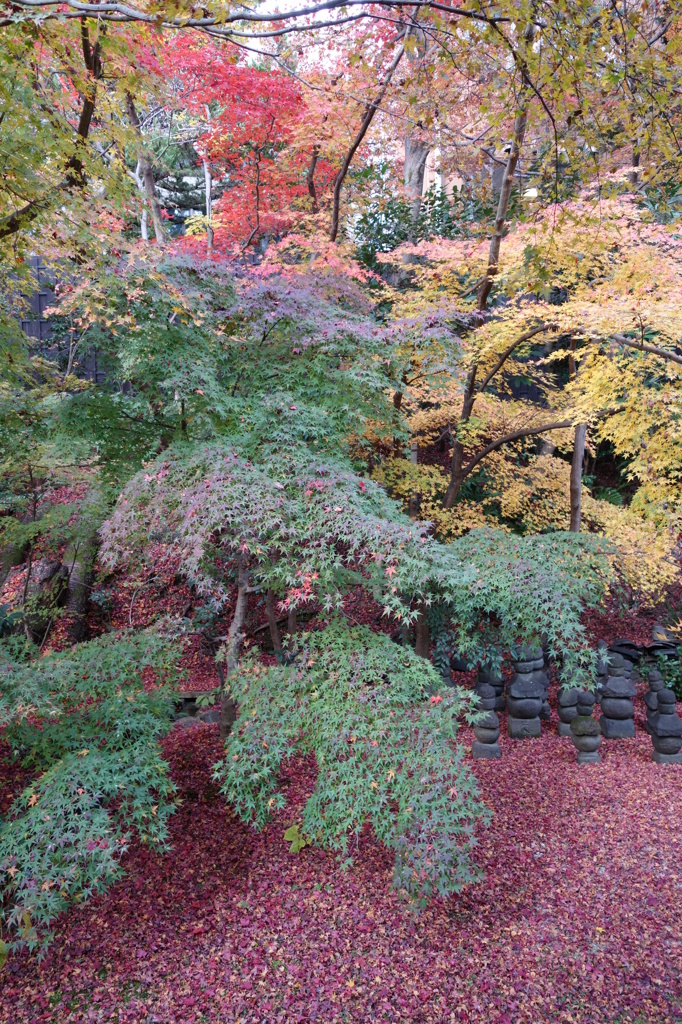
[572,734,601,753]
[506,696,543,718]
[600,717,635,739]
[508,716,542,739]
[473,726,500,744]
[472,740,501,759]
[652,735,682,755]
[653,750,682,765]
[601,678,636,699]
[508,676,544,700]
[577,751,601,764]
[557,721,573,737]
[600,697,634,720]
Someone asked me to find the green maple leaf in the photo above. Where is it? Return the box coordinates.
[283,824,307,853]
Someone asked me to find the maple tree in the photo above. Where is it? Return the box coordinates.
[1,0,681,991]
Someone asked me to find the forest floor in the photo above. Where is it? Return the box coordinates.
[1,561,681,1024]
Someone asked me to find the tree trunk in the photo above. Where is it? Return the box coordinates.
[330,36,406,241]
[265,589,283,655]
[125,92,167,245]
[415,605,430,659]
[569,423,587,532]
[404,136,430,239]
[477,22,535,312]
[219,551,249,741]
[443,363,478,508]
[204,105,214,250]
[63,533,99,642]
[307,145,320,214]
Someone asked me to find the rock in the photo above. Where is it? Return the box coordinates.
[473,726,500,744]
[507,676,545,700]
[472,740,501,759]
[601,717,636,739]
[576,691,596,718]
[652,735,682,754]
[649,686,682,762]
[600,697,634,719]
[471,708,501,759]
[606,653,625,677]
[650,714,682,738]
[577,751,601,764]
[601,678,637,699]
[508,716,542,739]
[475,710,499,730]
[557,686,578,736]
[571,714,601,737]
[571,701,602,763]
[540,700,551,721]
[506,649,545,740]
[652,750,682,764]
[478,666,506,711]
[474,682,497,712]
[506,696,543,718]
[173,716,202,730]
[198,708,222,724]
[572,734,602,753]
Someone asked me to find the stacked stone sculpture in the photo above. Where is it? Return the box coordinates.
[531,648,551,721]
[477,665,505,711]
[506,646,544,739]
[471,683,501,759]
[599,652,636,738]
[595,640,609,702]
[570,691,602,763]
[650,688,682,764]
[557,687,579,737]
[644,667,665,734]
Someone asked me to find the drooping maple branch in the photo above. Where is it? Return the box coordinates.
[329,30,407,241]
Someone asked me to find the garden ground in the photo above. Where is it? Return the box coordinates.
[1,680,680,1024]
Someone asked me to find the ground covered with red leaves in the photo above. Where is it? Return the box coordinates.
[2,693,681,1024]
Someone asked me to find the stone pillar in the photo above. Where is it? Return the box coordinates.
[530,647,551,720]
[472,683,501,759]
[650,689,682,764]
[599,653,636,739]
[557,686,579,737]
[570,691,601,764]
[506,646,544,739]
[595,640,609,702]
[644,667,664,734]
[477,665,505,711]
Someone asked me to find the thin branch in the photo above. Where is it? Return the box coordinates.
[611,333,682,367]
[474,323,556,396]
